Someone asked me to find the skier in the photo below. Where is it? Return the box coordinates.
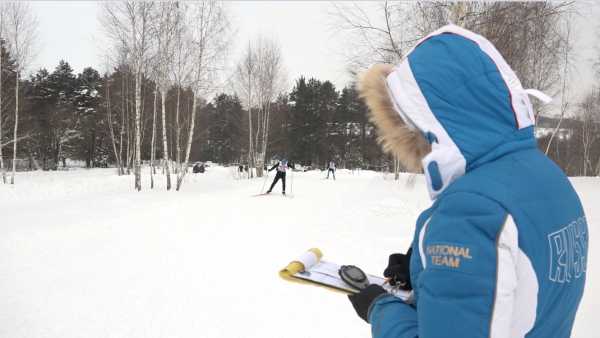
[348,25,588,338]
[326,160,336,180]
[266,159,293,195]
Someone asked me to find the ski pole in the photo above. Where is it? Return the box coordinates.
[290,169,294,195]
[259,171,269,194]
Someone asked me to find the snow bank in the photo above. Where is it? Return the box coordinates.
[0,168,597,337]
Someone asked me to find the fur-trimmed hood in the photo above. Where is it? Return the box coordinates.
[358,64,430,173]
[359,25,549,199]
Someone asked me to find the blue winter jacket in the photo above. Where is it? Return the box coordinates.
[370,25,588,338]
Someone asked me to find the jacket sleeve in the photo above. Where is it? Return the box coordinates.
[369,191,509,338]
[269,163,278,171]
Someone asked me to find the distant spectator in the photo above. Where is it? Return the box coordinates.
[193,162,205,174]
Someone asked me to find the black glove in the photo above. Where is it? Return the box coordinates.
[383,247,412,290]
[348,284,388,323]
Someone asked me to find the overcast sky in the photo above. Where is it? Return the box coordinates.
[29,1,599,106]
[29,1,351,88]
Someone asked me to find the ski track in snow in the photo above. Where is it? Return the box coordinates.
[0,167,597,338]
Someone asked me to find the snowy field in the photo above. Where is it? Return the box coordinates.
[0,167,597,338]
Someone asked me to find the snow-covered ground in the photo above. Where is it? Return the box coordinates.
[0,167,597,337]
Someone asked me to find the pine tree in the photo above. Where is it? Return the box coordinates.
[47,60,78,168]
[266,94,291,160]
[23,68,54,169]
[72,67,106,167]
[288,77,338,166]
[316,80,338,167]
[202,93,243,164]
[0,39,18,177]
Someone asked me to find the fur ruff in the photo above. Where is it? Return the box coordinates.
[357,64,430,173]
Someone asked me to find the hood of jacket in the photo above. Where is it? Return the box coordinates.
[360,25,550,199]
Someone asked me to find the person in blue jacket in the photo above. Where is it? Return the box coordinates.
[349,24,588,338]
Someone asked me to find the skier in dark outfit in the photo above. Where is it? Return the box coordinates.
[266,159,293,195]
[326,160,336,180]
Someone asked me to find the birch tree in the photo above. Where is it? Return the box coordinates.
[235,37,285,178]
[579,89,600,176]
[332,1,414,179]
[102,1,155,191]
[103,55,124,175]
[0,3,6,183]
[333,1,574,105]
[252,37,285,177]
[119,52,128,175]
[110,47,129,175]
[149,2,179,190]
[176,1,231,191]
[237,42,256,178]
[168,3,193,178]
[332,1,416,70]
[545,14,573,155]
[333,1,574,177]
[149,73,158,188]
[5,2,37,184]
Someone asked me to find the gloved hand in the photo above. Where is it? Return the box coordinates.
[383,247,412,290]
[348,284,388,323]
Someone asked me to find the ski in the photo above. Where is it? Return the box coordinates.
[251,192,294,198]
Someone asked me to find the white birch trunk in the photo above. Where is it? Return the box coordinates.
[247,76,254,179]
[176,93,197,191]
[258,102,272,177]
[0,39,4,184]
[11,72,18,184]
[134,66,142,191]
[254,106,263,177]
[125,74,131,174]
[106,75,122,175]
[546,17,571,155]
[150,83,157,188]
[119,74,125,175]
[175,87,181,174]
[160,90,171,190]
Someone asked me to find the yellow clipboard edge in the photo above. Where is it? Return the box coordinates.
[279,248,323,279]
[278,248,352,295]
